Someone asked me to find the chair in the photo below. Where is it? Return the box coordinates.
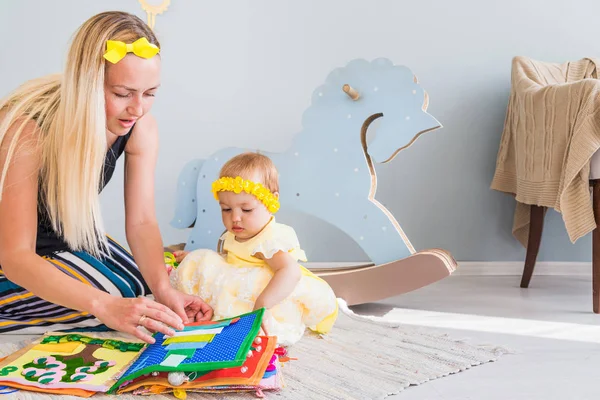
[490,56,600,313]
[521,152,600,313]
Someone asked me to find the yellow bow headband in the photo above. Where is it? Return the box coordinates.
[103,37,160,64]
[212,176,280,214]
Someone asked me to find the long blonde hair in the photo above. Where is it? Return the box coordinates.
[0,11,159,257]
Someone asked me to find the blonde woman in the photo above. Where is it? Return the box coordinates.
[0,11,212,343]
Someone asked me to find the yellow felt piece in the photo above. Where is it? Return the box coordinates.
[32,342,82,353]
[173,388,187,399]
[162,334,215,345]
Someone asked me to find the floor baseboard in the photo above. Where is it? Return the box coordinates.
[455,261,590,276]
[305,261,591,277]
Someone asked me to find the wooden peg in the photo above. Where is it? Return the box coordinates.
[343,84,360,100]
[139,0,171,29]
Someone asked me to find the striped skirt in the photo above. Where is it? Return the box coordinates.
[0,237,149,334]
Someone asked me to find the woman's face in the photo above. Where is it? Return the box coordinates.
[104,54,161,136]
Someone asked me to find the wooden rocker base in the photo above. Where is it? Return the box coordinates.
[166,243,458,307]
[312,249,457,306]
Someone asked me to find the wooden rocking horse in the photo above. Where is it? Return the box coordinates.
[170,58,457,306]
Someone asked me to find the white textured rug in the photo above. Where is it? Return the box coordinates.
[0,302,507,399]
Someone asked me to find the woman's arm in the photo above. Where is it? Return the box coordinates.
[124,114,213,322]
[254,251,302,310]
[123,114,169,295]
[0,119,107,314]
[0,118,183,343]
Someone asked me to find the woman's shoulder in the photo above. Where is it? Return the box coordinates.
[0,111,41,135]
[126,113,157,153]
[0,113,42,155]
[133,113,157,132]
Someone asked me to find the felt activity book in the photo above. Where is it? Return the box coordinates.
[0,308,283,396]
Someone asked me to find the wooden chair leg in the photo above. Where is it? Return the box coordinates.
[592,180,600,313]
[521,205,546,288]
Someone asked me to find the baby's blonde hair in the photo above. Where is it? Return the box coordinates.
[0,11,159,257]
[219,152,279,193]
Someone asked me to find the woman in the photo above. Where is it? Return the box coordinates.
[0,11,212,344]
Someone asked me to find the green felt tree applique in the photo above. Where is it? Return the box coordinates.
[21,334,144,385]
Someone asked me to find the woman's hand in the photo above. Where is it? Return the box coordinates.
[154,286,214,324]
[93,295,185,344]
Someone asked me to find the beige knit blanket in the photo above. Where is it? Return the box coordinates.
[491,56,600,246]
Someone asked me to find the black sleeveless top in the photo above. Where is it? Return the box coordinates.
[36,129,132,256]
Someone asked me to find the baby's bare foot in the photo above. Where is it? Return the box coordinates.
[173,250,189,263]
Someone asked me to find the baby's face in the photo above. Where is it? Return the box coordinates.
[218,190,273,242]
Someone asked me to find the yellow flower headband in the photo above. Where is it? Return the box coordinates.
[103,37,160,64]
[212,176,280,214]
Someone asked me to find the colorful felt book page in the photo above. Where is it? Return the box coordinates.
[168,356,284,396]
[117,336,280,395]
[184,335,276,388]
[132,363,284,397]
[0,333,144,395]
[110,308,264,392]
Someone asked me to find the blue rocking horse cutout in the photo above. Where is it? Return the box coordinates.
[171,58,457,305]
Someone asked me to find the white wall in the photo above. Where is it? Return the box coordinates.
[2,0,600,262]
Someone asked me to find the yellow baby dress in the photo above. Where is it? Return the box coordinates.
[170,217,339,345]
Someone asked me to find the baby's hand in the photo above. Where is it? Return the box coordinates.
[254,305,271,336]
[173,250,189,263]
